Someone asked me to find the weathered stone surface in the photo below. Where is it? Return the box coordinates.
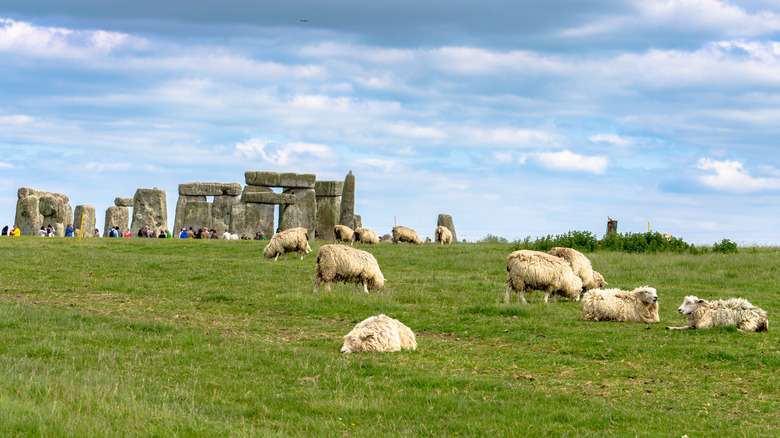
[354,215,362,229]
[73,205,96,237]
[179,182,242,197]
[131,188,168,235]
[212,195,240,232]
[104,206,129,236]
[230,202,274,238]
[173,195,206,233]
[245,171,316,188]
[337,171,355,229]
[314,180,344,197]
[381,233,393,242]
[279,188,316,240]
[315,196,340,240]
[15,188,72,236]
[115,197,134,207]
[241,191,296,204]
[179,201,212,232]
[437,214,457,242]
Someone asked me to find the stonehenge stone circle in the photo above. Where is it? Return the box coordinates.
[314,180,343,241]
[437,214,457,242]
[338,170,356,229]
[104,206,130,236]
[278,188,316,240]
[15,188,73,236]
[131,188,167,235]
[73,205,96,237]
[114,197,134,207]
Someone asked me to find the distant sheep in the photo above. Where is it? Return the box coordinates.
[262,227,311,261]
[548,247,606,292]
[334,225,354,244]
[353,227,380,244]
[341,314,417,354]
[315,244,385,293]
[435,226,453,245]
[505,250,583,303]
[581,286,659,323]
[392,226,422,245]
[667,296,768,332]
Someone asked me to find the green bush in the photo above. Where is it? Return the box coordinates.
[600,231,691,253]
[712,238,738,254]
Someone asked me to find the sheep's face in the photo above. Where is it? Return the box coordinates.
[304,241,312,254]
[677,296,702,315]
[341,330,374,354]
[636,287,658,305]
[593,271,607,288]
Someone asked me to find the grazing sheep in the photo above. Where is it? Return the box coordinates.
[262,227,311,261]
[505,250,583,303]
[314,244,385,293]
[667,296,768,332]
[581,286,659,323]
[548,247,606,292]
[435,225,453,245]
[392,226,422,245]
[353,227,380,244]
[341,314,417,354]
[334,225,354,244]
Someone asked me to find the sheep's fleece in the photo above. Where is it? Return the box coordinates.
[435,225,453,245]
[341,314,417,353]
[334,225,354,243]
[505,250,583,303]
[667,296,768,332]
[354,227,380,244]
[548,247,605,291]
[315,244,385,293]
[392,226,422,245]
[262,227,311,261]
[581,286,659,323]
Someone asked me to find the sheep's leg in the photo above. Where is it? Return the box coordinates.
[544,292,551,303]
[314,277,321,292]
[504,286,512,303]
[665,325,691,330]
[362,281,369,293]
[274,254,280,261]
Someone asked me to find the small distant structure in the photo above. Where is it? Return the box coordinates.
[606,217,618,236]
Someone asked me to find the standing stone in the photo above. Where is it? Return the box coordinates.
[279,188,316,240]
[115,197,134,207]
[230,202,274,238]
[15,188,72,236]
[73,205,96,237]
[173,195,206,233]
[180,201,212,233]
[353,215,362,229]
[131,188,168,235]
[212,195,240,232]
[315,180,343,241]
[437,214,457,242]
[338,171,355,229]
[104,206,130,236]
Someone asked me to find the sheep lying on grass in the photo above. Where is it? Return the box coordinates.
[548,247,606,292]
[353,227,380,244]
[262,227,311,261]
[341,314,417,354]
[505,250,583,303]
[581,286,659,323]
[392,226,422,245]
[333,225,354,244]
[315,244,385,293]
[435,225,452,245]
[667,296,768,332]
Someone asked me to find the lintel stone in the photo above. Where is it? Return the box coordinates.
[244,171,316,188]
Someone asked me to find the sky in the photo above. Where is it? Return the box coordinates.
[2,0,780,244]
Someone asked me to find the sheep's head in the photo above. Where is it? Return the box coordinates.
[341,330,374,354]
[677,296,703,314]
[635,286,658,305]
[593,271,607,288]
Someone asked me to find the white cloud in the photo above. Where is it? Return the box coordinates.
[0,162,14,169]
[696,157,780,192]
[235,139,338,166]
[589,134,635,147]
[534,150,608,174]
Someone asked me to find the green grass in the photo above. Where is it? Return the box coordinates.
[1,237,778,436]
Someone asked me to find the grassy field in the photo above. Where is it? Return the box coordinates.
[0,237,778,437]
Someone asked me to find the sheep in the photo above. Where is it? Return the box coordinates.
[262,227,311,261]
[314,244,385,293]
[505,250,583,303]
[392,226,422,245]
[435,225,453,245]
[548,247,606,292]
[581,286,659,323]
[666,296,768,332]
[333,225,354,244]
[341,314,417,354]
[353,227,380,244]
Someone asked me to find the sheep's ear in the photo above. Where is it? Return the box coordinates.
[697,299,705,304]
[359,333,374,340]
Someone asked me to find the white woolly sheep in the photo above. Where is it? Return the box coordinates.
[392,226,422,245]
[341,314,417,354]
[666,296,768,332]
[581,286,659,323]
[314,244,385,293]
[262,227,311,261]
[548,247,606,292]
[333,225,354,244]
[353,227,380,244]
[434,225,453,245]
[505,250,583,303]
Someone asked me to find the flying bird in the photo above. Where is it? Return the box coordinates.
[300,19,309,22]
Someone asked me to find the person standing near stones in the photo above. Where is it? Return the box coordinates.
[124,228,132,238]
[64,223,74,237]
[38,227,47,237]
[46,224,55,236]
[93,228,100,237]
[1,225,7,236]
